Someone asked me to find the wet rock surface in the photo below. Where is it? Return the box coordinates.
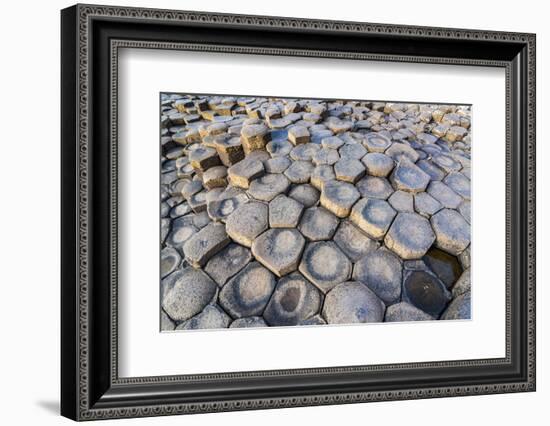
[160,94,472,330]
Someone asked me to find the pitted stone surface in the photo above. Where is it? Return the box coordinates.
[361,153,394,177]
[364,132,392,152]
[353,249,403,304]
[252,228,306,277]
[334,159,366,183]
[357,176,394,199]
[183,222,230,267]
[441,292,471,320]
[263,272,322,326]
[230,316,268,328]
[431,209,471,256]
[384,212,435,259]
[219,262,276,318]
[322,282,385,324]
[427,181,463,209]
[385,302,434,322]
[402,269,451,317]
[225,201,268,247]
[269,195,304,228]
[177,305,231,330]
[284,160,314,184]
[333,220,379,262]
[228,158,264,189]
[350,198,396,240]
[204,243,252,286]
[288,184,320,207]
[390,158,431,193]
[247,173,290,202]
[299,242,352,293]
[320,180,360,218]
[298,207,340,241]
[162,268,218,322]
[310,165,336,190]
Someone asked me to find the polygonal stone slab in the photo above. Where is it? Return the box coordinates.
[252,228,306,277]
[443,172,471,200]
[388,190,414,212]
[458,200,471,224]
[364,132,392,152]
[350,198,396,240]
[204,243,252,286]
[161,246,181,278]
[416,159,446,181]
[202,166,228,189]
[384,212,435,259]
[326,119,353,134]
[166,217,198,250]
[354,249,403,304]
[320,180,360,218]
[414,192,443,218]
[247,173,290,202]
[225,201,268,247]
[402,269,451,317]
[356,176,394,199]
[298,206,340,241]
[183,222,230,267]
[334,158,365,183]
[290,143,320,161]
[207,187,249,222]
[361,152,394,177]
[176,304,231,330]
[423,247,463,289]
[288,184,320,207]
[269,195,304,228]
[240,123,271,154]
[287,125,310,145]
[310,165,335,190]
[451,269,471,298]
[427,181,463,209]
[229,317,268,328]
[284,160,314,184]
[339,143,367,160]
[264,156,291,174]
[218,262,277,318]
[188,146,220,171]
[390,158,431,193]
[312,148,340,166]
[227,158,265,189]
[321,136,345,150]
[322,282,385,324]
[333,220,379,262]
[263,272,322,326]
[430,208,471,256]
[441,292,471,320]
[385,143,420,163]
[214,137,245,166]
[385,302,434,322]
[162,268,218,322]
[266,139,293,157]
[432,153,462,173]
[299,242,352,293]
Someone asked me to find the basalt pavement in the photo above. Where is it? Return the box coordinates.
[160,94,472,331]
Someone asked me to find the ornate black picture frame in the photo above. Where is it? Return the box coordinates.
[61,4,536,421]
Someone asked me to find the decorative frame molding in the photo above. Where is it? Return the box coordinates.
[61,3,536,421]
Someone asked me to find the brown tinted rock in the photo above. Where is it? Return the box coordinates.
[228,158,264,189]
[189,146,220,171]
[240,124,271,154]
[214,137,245,166]
[284,160,314,184]
[288,126,310,145]
[202,166,228,189]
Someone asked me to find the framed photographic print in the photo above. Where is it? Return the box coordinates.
[61,3,536,421]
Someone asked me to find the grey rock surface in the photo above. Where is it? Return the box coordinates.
[322,282,385,324]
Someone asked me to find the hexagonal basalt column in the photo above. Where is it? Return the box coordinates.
[225,201,268,247]
[269,195,304,228]
[334,159,366,183]
[247,173,290,202]
[430,209,471,256]
[227,158,264,189]
[240,124,271,154]
[390,158,431,193]
[251,228,305,277]
[182,222,230,268]
[298,241,352,293]
[320,180,360,218]
[263,273,322,326]
[384,212,435,259]
[188,146,220,172]
[350,198,396,240]
[364,132,392,152]
[219,262,277,318]
[298,206,340,241]
[322,282,385,324]
[361,152,394,177]
[402,267,451,318]
[385,302,434,322]
[357,176,394,200]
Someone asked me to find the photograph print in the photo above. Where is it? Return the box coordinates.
[160,93,472,331]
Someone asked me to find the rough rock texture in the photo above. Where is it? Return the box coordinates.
[160,94,472,330]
